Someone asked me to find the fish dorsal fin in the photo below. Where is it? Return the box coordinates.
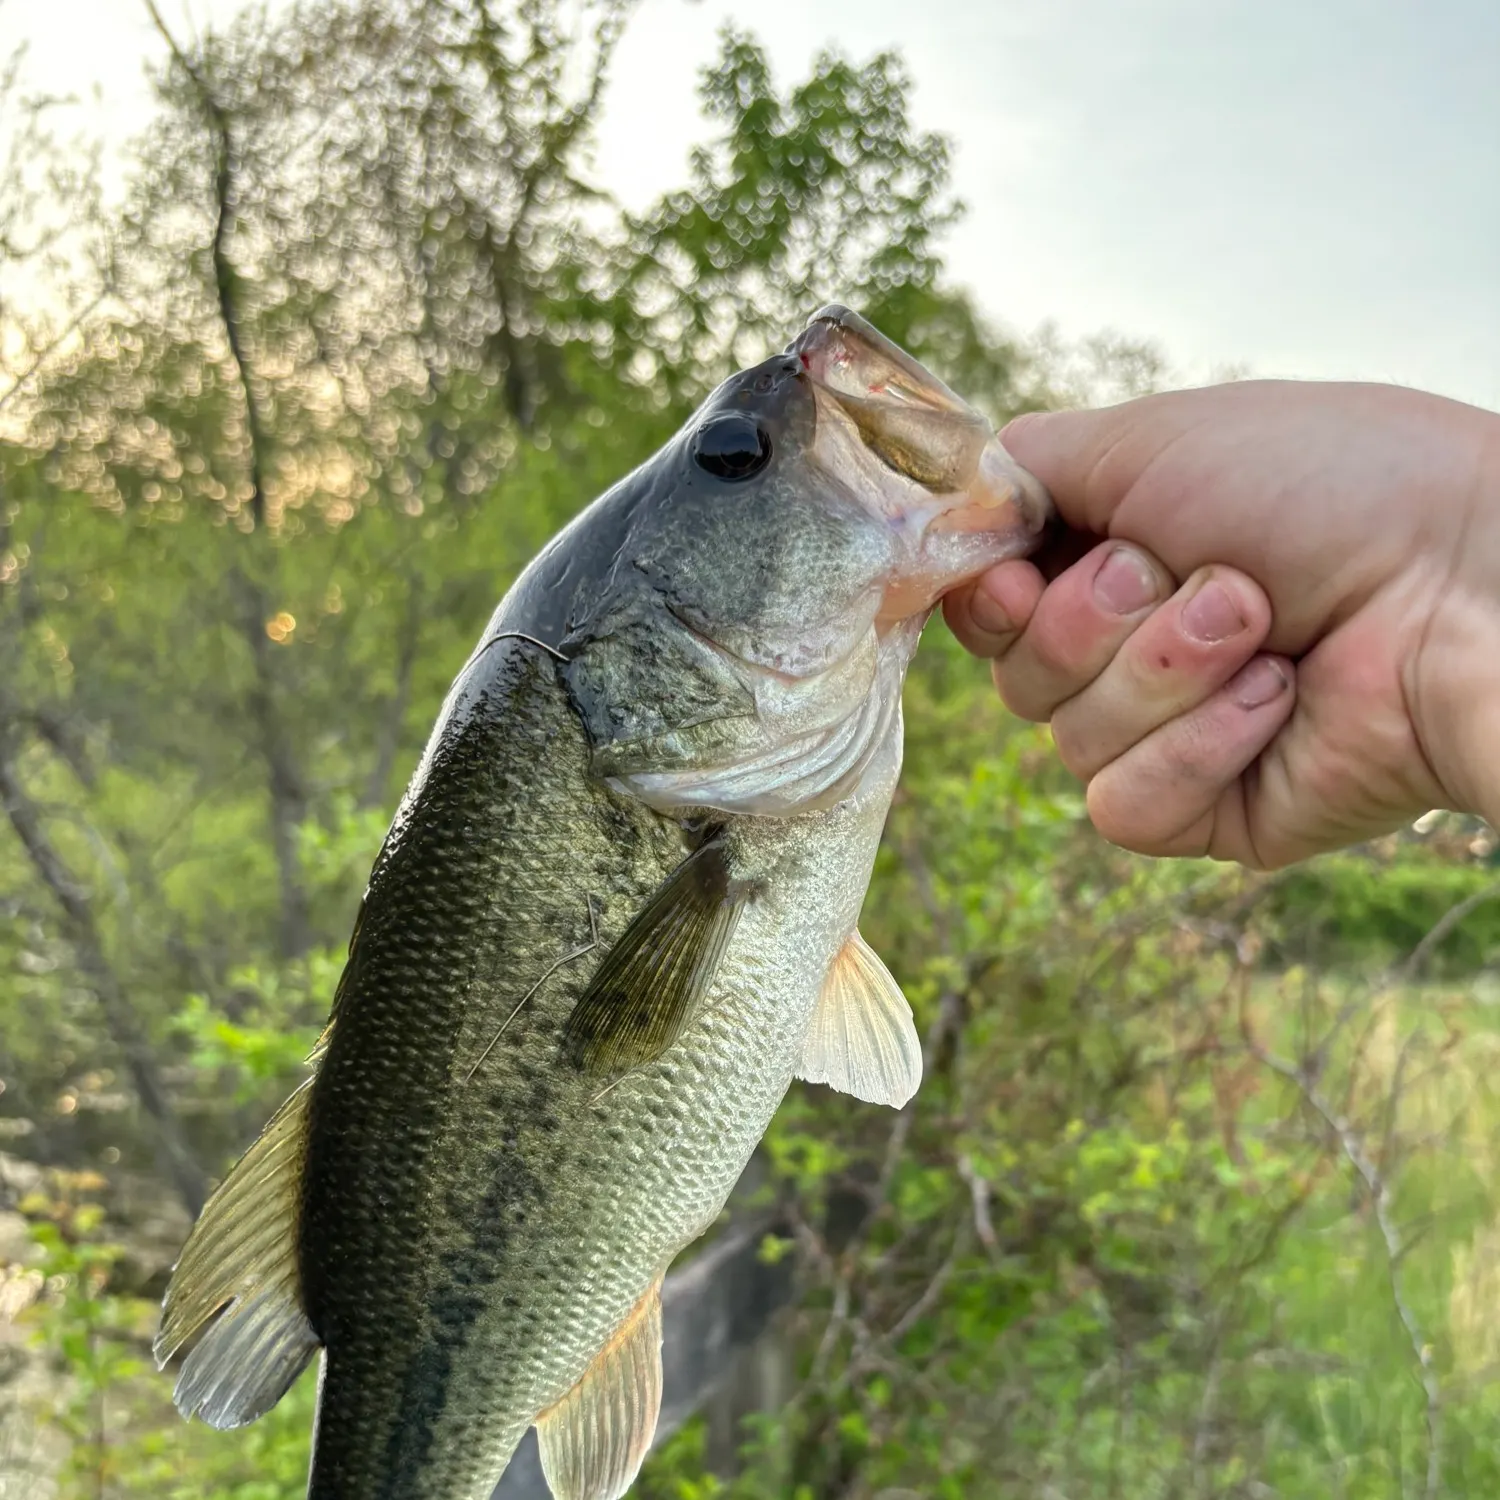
[536,1275,664,1500]
[153,1079,320,1429]
[797,929,922,1108]
[563,840,748,1074]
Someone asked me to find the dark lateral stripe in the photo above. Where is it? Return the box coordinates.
[490,1214,796,1499]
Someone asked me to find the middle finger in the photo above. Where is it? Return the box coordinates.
[1050,565,1273,780]
[990,541,1174,721]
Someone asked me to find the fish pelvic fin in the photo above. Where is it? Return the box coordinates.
[152,1078,320,1429]
[797,929,922,1108]
[535,1274,665,1500]
[562,839,749,1074]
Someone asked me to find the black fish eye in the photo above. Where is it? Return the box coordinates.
[692,415,771,482]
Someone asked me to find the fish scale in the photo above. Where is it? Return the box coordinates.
[154,306,1051,1500]
[300,643,896,1499]
[301,648,682,1496]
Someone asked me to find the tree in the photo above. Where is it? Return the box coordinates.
[3,5,1494,1498]
[1,0,1018,1293]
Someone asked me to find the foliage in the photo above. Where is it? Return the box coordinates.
[630,654,1500,1497]
[1,3,1497,1498]
[1267,841,1500,973]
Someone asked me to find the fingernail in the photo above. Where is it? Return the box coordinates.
[1182,580,1246,643]
[1231,657,1288,709]
[999,411,1054,446]
[1093,546,1159,615]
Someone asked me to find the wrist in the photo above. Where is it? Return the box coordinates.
[1409,403,1500,827]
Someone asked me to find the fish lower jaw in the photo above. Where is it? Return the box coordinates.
[878,525,1047,624]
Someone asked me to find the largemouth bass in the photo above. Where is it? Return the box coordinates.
[154,307,1052,1500]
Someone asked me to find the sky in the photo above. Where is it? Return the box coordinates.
[7,0,1499,409]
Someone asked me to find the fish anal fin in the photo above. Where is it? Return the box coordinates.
[797,929,922,1108]
[562,839,748,1075]
[536,1275,664,1500]
[153,1079,320,1429]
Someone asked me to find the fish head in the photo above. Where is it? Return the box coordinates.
[558,306,1053,817]
[790,303,1052,621]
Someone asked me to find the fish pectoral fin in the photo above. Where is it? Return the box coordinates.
[562,839,748,1074]
[797,929,922,1108]
[535,1275,665,1500]
[152,1079,320,1429]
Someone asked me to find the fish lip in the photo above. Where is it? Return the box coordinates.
[786,305,975,421]
[786,305,1055,609]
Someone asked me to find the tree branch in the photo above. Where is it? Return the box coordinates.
[1394,880,1500,983]
[0,733,206,1215]
[359,574,423,811]
[1249,1037,1442,1499]
[0,289,107,413]
[143,0,266,529]
[235,572,311,960]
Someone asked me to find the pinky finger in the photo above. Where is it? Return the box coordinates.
[1084,655,1296,865]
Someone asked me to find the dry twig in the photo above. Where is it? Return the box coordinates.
[1250,1040,1442,1499]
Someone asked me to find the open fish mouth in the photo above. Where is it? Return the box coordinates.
[620,307,1060,818]
[788,304,1053,620]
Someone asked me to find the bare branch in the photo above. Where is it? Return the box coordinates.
[1250,1038,1442,1499]
[360,574,423,810]
[1393,879,1500,983]
[1295,877,1500,1098]
[143,0,267,528]
[955,1152,998,1256]
[235,572,312,960]
[809,1272,851,1386]
[870,828,971,1204]
[0,731,206,1215]
[884,1218,967,1347]
[875,984,964,1208]
[0,289,106,413]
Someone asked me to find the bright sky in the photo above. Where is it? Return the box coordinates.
[8,0,1499,409]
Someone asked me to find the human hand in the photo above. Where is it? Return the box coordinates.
[944,380,1500,868]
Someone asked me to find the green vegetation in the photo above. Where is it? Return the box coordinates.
[1,3,1496,1495]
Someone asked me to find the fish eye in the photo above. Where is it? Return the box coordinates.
[692,415,771,482]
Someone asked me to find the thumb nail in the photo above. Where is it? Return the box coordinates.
[999,411,1056,449]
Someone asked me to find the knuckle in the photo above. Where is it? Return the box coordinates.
[1155,712,1223,785]
[990,660,1049,722]
[1086,722,1226,854]
[1020,618,1087,681]
[1085,775,1161,854]
[1047,707,1101,779]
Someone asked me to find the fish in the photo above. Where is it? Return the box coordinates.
[153,305,1052,1500]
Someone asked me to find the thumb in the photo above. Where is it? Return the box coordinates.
[1000,399,1184,538]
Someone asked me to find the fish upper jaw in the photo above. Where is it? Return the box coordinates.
[789,305,1054,623]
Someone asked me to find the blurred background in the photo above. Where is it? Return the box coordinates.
[1,1,1498,1496]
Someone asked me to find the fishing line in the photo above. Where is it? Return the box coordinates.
[464,896,599,1083]
[475,630,570,663]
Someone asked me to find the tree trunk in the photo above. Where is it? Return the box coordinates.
[0,741,207,1216]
